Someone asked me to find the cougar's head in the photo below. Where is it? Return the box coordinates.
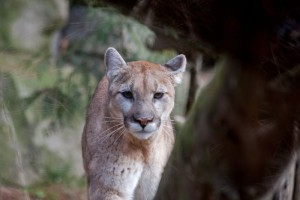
[104,48,186,140]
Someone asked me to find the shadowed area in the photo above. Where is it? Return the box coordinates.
[79,0,300,199]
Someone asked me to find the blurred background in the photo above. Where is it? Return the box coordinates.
[3,0,300,199]
[0,0,213,199]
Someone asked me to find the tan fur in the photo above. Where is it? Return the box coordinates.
[82,48,186,200]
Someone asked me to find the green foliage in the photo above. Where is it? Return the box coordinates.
[0,1,20,47]
[32,188,46,199]
[44,164,72,184]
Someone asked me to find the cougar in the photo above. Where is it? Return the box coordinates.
[82,47,186,200]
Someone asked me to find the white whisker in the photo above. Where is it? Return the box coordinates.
[162,125,174,137]
[162,124,173,130]
[96,124,123,141]
[96,125,124,144]
[101,123,124,135]
[113,129,126,145]
[161,119,176,124]
[102,116,123,119]
[102,119,123,123]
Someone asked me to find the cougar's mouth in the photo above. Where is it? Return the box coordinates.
[124,116,161,139]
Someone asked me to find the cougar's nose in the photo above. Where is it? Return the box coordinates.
[133,115,154,129]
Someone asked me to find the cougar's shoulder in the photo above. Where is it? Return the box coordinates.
[82,77,109,171]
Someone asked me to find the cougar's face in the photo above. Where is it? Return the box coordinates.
[108,62,175,140]
[105,47,186,140]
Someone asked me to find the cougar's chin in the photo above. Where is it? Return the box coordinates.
[129,131,154,140]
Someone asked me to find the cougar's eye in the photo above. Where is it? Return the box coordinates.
[154,92,164,99]
[121,91,133,99]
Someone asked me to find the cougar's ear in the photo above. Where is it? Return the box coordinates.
[104,47,127,82]
[164,54,187,85]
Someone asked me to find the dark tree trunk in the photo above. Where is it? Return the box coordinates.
[80,0,300,199]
